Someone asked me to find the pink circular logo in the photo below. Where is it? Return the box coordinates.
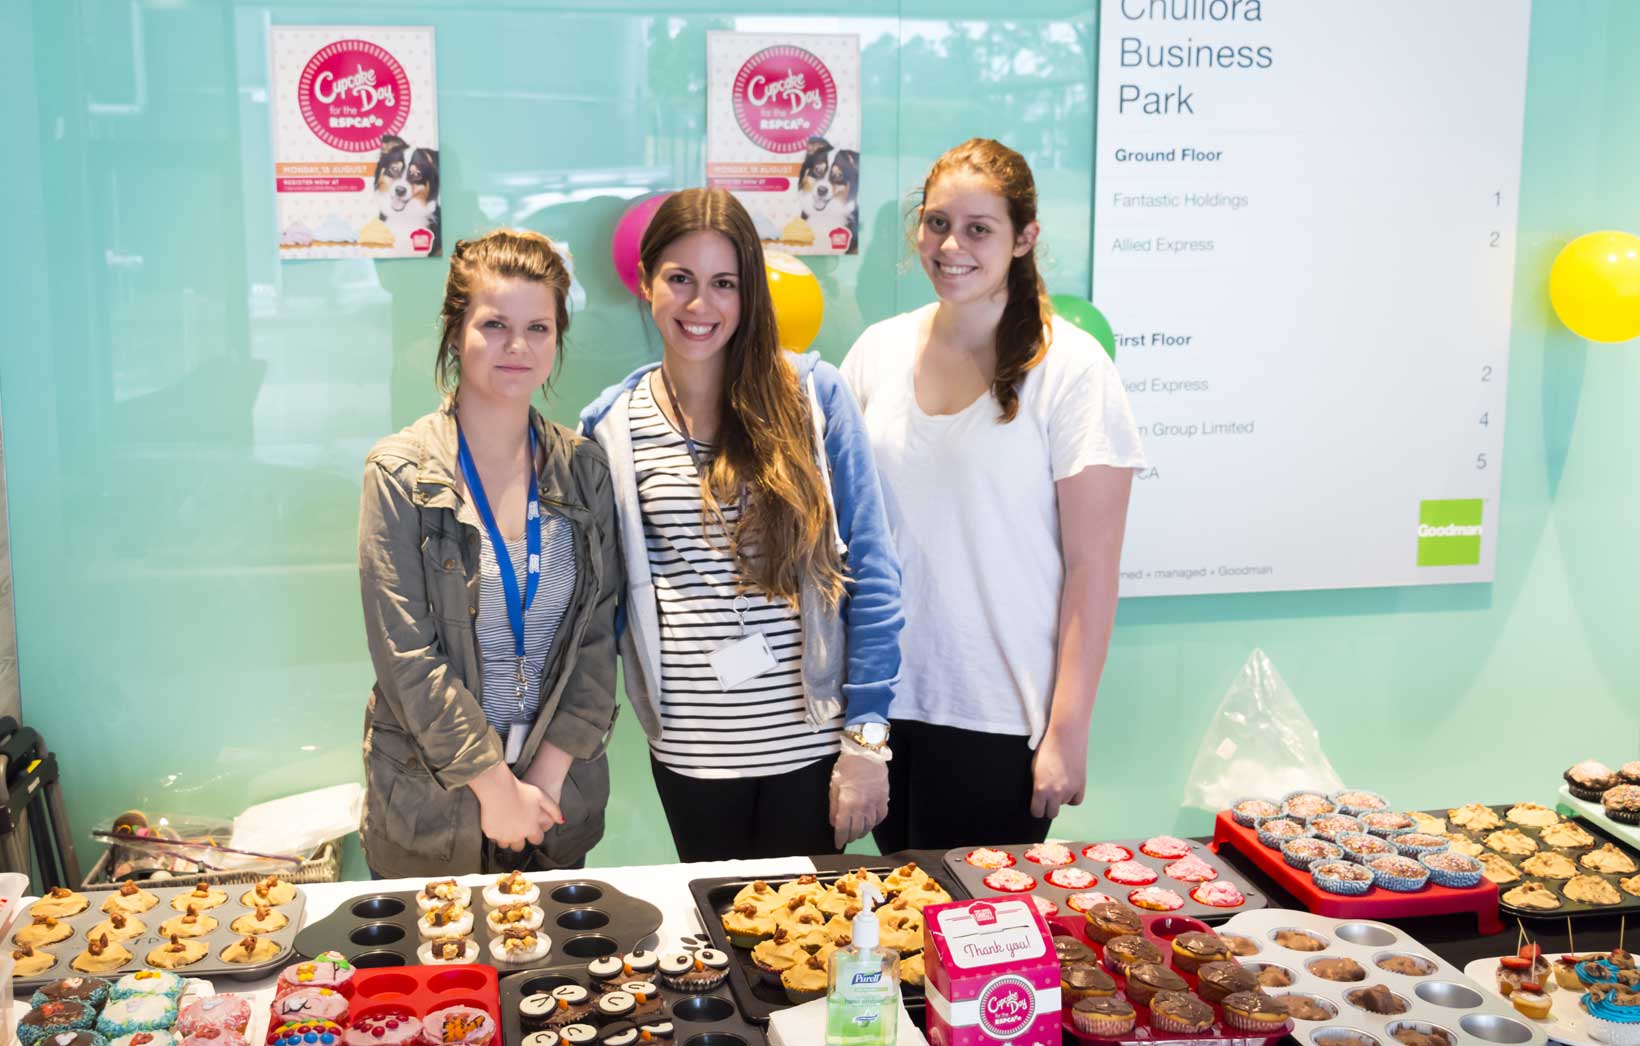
[979,975,1036,1040]
[731,45,837,153]
[297,39,411,151]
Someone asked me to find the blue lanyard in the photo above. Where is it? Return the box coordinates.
[457,423,541,704]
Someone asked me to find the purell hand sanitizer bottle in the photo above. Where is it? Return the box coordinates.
[826,884,899,1045]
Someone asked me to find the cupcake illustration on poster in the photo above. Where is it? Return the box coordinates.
[706,32,861,256]
[269,26,440,260]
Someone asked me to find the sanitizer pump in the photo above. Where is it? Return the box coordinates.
[825,884,900,1045]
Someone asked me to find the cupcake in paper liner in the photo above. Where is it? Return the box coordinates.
[1419,851,1483,888]
[1604,785,1640,826]
[1330,789,1391,815]
[1393,832,1451,859]
[1306,813,1365,842]
[1583,987,1640,1046]
[1282,836,1343,872]
[1337,831,1399,863]
[1279,791,1337,820]
[1311,860,1374,896]
[1565,761,1618,803]
[1358,811,1417,837]
[1367,854,1430,892]
[1257,818,1308,850]
[1231,798,1281,828]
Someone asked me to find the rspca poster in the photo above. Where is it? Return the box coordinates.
[706,32,861,256]
[269,26,440,260]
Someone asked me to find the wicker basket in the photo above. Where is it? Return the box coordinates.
[80,840,342,889]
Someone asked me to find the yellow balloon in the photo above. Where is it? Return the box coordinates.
[1549,230,1640,343]
[765,251,824,351]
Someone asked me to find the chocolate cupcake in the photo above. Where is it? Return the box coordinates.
[1102,935,1164,975]
[1620,761,1640,786]
[1218,933,1260,957]
[1196,961,1258,1003]
[1347,984,1410,1015]
[1124,963,1188,1006]
[1070,996,1135,1037]
[1149,991,1214,1034]
[1221,991,1292,1034]
[1604,784,1640,825]
[1308,956,1367,982]
[1566,760,1618,801]
[31,978,111,1012]
[1250,963,1296,988]
[1170,931,1231,974]
[1082,902,1141,944]
[1054,937,1096,966]
[1061,961,1116,1002]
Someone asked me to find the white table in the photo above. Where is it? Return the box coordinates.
[9,856,818,1043]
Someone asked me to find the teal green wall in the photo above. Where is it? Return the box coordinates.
[1,1,1636,882]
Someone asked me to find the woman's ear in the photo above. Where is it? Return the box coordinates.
[1014,220,1041,258]
[636,262,651,302]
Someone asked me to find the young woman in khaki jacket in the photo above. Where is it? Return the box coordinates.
[357,230,621,878]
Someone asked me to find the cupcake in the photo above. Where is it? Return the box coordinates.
[964,848,1013,869]
[1023,842,1075,867]
[1283,837,1344,871]
[1378,954,1434,977]
[97,997,177,1039]
[1070,996,1135,1037]
[424,1005,495,1046]
[1313,860,1375,896]
[1081,843,1133,863]
[488,927,550,965]
[1275,993,1339,1022]
[1256,818,1308,850]
[661,949,730,993]
[1196,960,1259,1003]
[1083,902,1142,943]
[272,1021,341,1046]
[1273,930,1328,952]
[418,937,480,965]
[1509,984,1551,1019]
[1309,957,1367,982]
[32,888,91,920]
[238,877,296,907]
[1122,962,1187,1006]
[777,954,826,1003]
[982,868,1035,892]
[1604,785,1640,826]
[16,914,75,949]
[720,902,774,947]
[1104,861,1158,886]
[1061,961,1116,1003]
[1621,762,1640,786]
[1055,937,1096,965]
[1566,761,1619,802]
[1162,855,1217,883]
[20,1001,96,1046]
[157,907,218,939]
[70,935,132,976]
[731,879,779,911]
[1308,814,1366,842]
[1359,812,1416,837]
[1582,844,1637,876]
[1219,933,1260,957]
[269,989,348,1027]
[84,912,144,944]
[1221,990,1292,1034]
[1232,798,1281,827]
[1191,881,1246,908]
[1281,792,1336,820]
[169,882,227,913]
[1128,887,1184,911]
[487,903,545,934]
[420,903,474,939]
[751,927,809,984]
[275,956,353,996]
[1393,833,1450,858]
[99,883,158,916]
[417,879,472,913]
[1139,835,1193,859]
[1252,963,1296,988]
[1045,867,1097,890]
[229,905,288,936]
[1338,832,1398,862]
[146,935,208,969]
[112,970,183,1001]
[482,871,540,908]
[1332,790,1391,815]
[1346,984,1410,1015]
[1026,894,1059,919]
[1103,934,1163,975]
[1368,855,1430,892]
[32,977,112,1012]
[1149,991,1214,1034]
[1066,891,1119,913]
[1170,931,1230,973]
[1583,982,1640,1045]
[1420,852,1483,888]
[344,1014,420,1046]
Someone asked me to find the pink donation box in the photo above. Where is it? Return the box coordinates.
[924,897,1061,1046]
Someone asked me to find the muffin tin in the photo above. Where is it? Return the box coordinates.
[1215,908,1550,1046]
[300,963,501,1044]
[1558,785,1640,854]
[688,863,960,1023]
[1461,954,1614,1046]
[9,879,306,990]
[1438,803,1640,920]
[941,839,1268,924]
[293,880,661,969]
[1211,812,1504,935]
[1052,910,1292,1044]
[499,960,767,1046]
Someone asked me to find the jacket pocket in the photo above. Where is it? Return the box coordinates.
[364,725,458,864]
[539,755,608,867]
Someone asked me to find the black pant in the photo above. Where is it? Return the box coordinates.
[650,754,842,862]
[872,718,1053,854]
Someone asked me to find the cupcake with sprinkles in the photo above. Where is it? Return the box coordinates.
[1257,817,1308,850]
[19,1001,96,1046]
[1331,789,1390,815]
[1023,842,1074,867]
[1283,836,1344,871]
[1312,860,1375,896]
[1307,814,1365,841]
[1045,867,1097,890]
[1367,854,1430,892]
[1139,835,1192,859]
[1338,832,1398,862]
[1104,861,1158,886]
[1232,798,1281,827]
[1081,843,1132,863]
[1393,833,1451,859]
[1128,887,1185,911]
[1359,811,1417,837]
[982,868,1035,893]
[964,848,1013,869]
[1191,881,1246,908]
[1420,851,1484,888]
[1163,854,1218,882]
[1065,891,1119,913]
[1280,791,1336,820]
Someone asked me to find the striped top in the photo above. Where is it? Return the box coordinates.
[476,501,577,734]
[630,376,841,780]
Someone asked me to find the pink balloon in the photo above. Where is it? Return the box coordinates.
[611,193,672,297]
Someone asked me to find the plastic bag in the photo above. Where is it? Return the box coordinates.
[230,782,363,859]
[1182,648,1343,811]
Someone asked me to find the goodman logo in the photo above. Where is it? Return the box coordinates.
[1417,499,1483,567]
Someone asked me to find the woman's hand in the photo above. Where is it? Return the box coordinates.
[1030,726,1088,820]
[468,762,557,850]
[520,742,573,826]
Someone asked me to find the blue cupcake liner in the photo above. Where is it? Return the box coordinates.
[1360,818,1416,839]
[1257,821,1309,851]
[1329,789,1391,815]
[1418,854,1482,888]
[1279,790,1337,818]
[1231,798,1281,828]
[1282,838,1344,871]
[1395,837,1450,858]
[1336,832,1398,863]
[31,981,112,1011]
[1305,814,1365,841]
[1370,865,1429,892]
[1311,864,1373,896]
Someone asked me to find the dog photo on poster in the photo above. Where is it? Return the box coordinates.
[706,32,861,256]
[269,26,440,260]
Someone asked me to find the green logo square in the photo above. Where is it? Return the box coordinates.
[1417,499,1483,566]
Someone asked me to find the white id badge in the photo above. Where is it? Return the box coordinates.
[504,723,527,764]
[707,631,777,690]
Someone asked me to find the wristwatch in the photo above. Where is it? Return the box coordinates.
[843,722,890,751]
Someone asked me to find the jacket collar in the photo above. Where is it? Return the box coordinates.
[415,395,571,524]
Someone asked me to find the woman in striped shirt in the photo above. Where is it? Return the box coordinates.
[582,189,903,861]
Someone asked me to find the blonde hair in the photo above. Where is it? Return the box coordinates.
[435,229,572,394]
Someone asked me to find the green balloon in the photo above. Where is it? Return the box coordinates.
[1050,294,1116,360]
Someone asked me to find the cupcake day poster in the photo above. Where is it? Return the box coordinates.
[269,26,440,261]
[706,32,862,256]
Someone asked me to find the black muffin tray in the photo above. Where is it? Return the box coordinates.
[1436,802,1640,919]
[294,880,661,968]
[941,837,1268,924]
[500,961,767,1046]
[9,879,305,989]
[688,862,962,1023]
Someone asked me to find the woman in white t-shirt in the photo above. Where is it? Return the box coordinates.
[841,138,1146,851]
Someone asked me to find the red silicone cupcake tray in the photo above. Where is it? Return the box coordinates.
[1052,911,1291,1045]
[941,838,1268,925]
[1210,812,1504,935]
[266,965,501,1046]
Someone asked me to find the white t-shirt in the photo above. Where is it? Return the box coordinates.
[840,304,1146,746]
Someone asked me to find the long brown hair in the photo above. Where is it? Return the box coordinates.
[919,138,1052,423]
[435,228,572,394]
[639,188,845,609]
